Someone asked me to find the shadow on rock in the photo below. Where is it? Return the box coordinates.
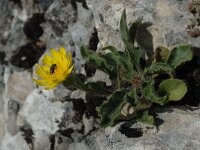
[136,22,154,60]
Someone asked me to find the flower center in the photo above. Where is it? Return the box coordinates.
[50,64,57,74]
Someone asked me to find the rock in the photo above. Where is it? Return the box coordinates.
[1,133,30,150]
[0,51,6,64]
[85,107,200,150]
[53,85,71,102]
[90,0,200,51]
[34,0,53,12]
[0,66,5,142]
[70,89,86,100]
[7,100,19,135]
[0,0,200,150]
[68,142,90,150]
[54,133,73,150]
[16,89,66,149]
[18,89,64,133]
[5,70,34,103]
[87,70,112,86]
[33,131,52,150]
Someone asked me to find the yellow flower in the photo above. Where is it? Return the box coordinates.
[33,47,73,90]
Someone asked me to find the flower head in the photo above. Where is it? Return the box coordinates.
[33,47,73,90]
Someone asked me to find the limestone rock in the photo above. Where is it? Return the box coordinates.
[85,107,200,150]
[5,70,34,103]
[0,0,200,150]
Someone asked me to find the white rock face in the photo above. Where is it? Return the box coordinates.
[85,108,200,150]
[1,133,29,150]
[5,70,34,103]
[18,89,64,134]
[0,0,200,150]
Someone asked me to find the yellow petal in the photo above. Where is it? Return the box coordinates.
[33,47,73,90]
[67,52,72,62]
[33,76,55,83]
[35,63,49,72]
[50,48,62,63]
[59,47,66,56]
[66,65,74,75]
[45,82,59,90]
[35,68,48,78]
[42,54,52,66]
[32,78,49,86]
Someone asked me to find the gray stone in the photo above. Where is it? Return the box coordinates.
[18,89,64,134]
[7,100,19,135]
[54,133,73,150]
[0,0,200,150]
[1,133,30,150]
[85,107,200,150]
[90,0,200,51]
[5,70,34,103]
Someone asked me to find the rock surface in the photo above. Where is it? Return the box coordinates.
[0,0,200,150]
[85,107,200,150]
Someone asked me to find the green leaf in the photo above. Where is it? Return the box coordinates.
[145,62,175,77]
[125,87,150,110]
[129,18,142,44]
[98,90,126,127]
[127,87,137,98]
[133,47,142,69]
[158,79,187,101]
[137,111,154,125]
[167,45,193,69]
[62,73,86,91]
[80,46,108,69]
[142,81,167,105]
[154,46,170,63]
[120,10,130,48]
[80,46,117,79]
[120,10,142,68]
[102,46,133,73]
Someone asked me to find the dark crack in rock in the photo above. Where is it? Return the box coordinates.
[49,134,55,150]
[119,126,143,138]
[169,54,200,106]
[11,43,45,69]
[89,28,99,51]
[0,51,5,64]
[20,125,34,149]
[57,128,74,140]
[85,94,105,118]
[8,0,22,7]
[70,0,89,12]
[23,13,45,41]
[72,98,85,122]
[84,63,96,77]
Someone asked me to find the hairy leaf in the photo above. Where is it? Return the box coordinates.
[142,81,167,105]
[154,46,170,63]
[137,111,154,125]
[102,46,133,73]
[120,10,142,68]
[98,90,126,127]
[167,45,193,69]
[80,46,117,79]
[159,79,187,101]
[120,10,131,49]
[145,62,175,77]
[62,74,86,91]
